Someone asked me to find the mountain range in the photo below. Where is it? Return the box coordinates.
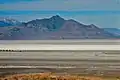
[0,15,119,40]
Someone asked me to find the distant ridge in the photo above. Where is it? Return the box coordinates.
[0,17,21,27]
[0,15,119,40]
[103,28,120,36]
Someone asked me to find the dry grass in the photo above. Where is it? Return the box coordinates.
[0,72,118,80]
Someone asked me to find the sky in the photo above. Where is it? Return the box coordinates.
[0,0,120,28]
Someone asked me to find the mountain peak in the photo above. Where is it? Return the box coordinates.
[52,15,61,18]
[50,15,64,20]
[90,24,96,26]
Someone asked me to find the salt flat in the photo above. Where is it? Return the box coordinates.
[0,40,120,76]
[0,40,120,50]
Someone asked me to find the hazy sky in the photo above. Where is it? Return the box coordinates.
[0,0,120,28]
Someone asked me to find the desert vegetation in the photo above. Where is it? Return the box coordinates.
[0,72,116,80]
